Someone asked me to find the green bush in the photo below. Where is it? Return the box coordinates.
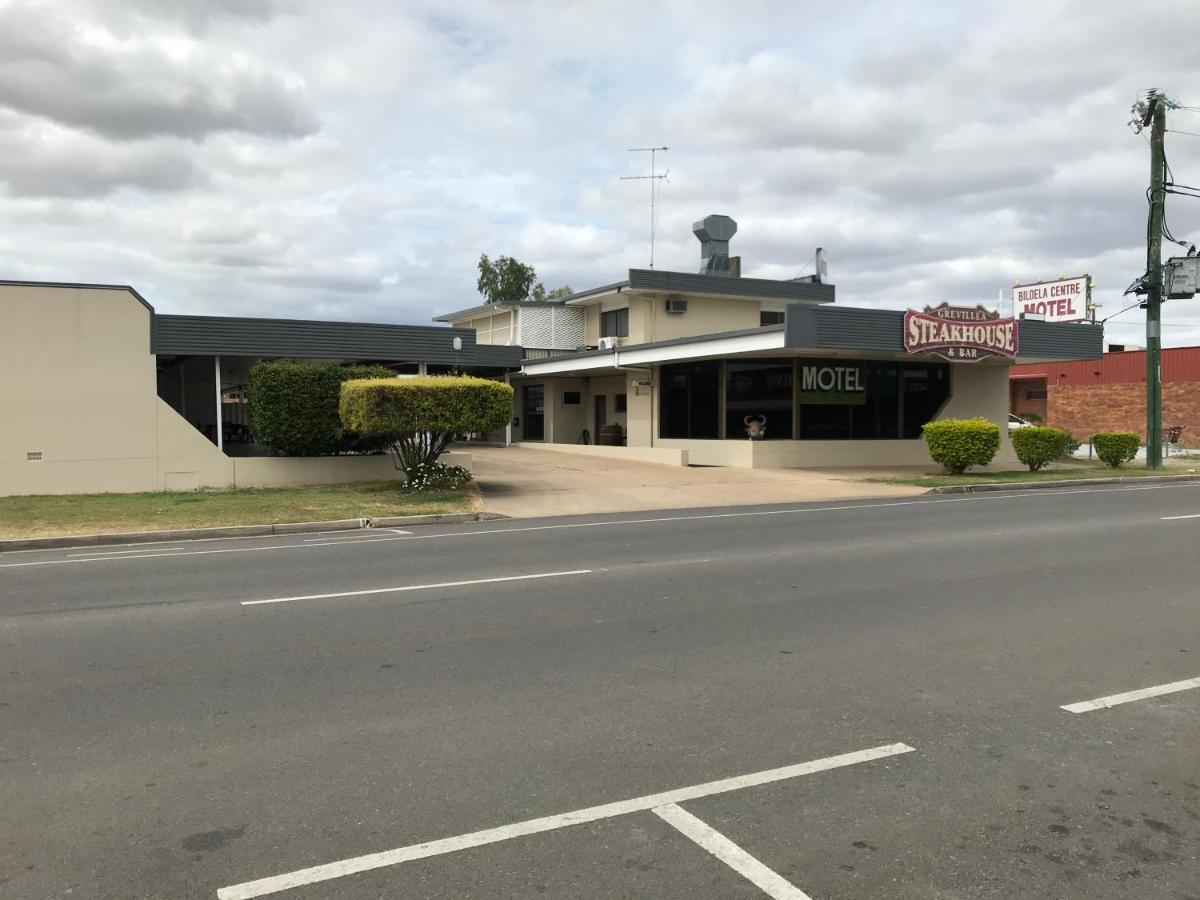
[1058,433,1082,460]
[1020,411,1043,424]
[404,462,473,491]
[1011,426,1072,472]
[1091,431,1140,468]
[247,362,397,456]
[922,417,1001,474]
[340,375,513,485]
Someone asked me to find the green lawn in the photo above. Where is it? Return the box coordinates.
[0,481,475,539]
[871,459,1200,489]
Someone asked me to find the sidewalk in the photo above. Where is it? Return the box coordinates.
[466,445,926,517]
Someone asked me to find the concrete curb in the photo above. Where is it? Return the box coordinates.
[927,473,1200,494]
[0,512,508,553]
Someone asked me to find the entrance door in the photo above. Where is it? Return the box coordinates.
[523,385,545,441]
[594,395,607,434]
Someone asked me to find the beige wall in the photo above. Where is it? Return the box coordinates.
[465,310,513,346]
[644,294,760,343]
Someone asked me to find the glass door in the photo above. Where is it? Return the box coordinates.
[523,385,545,441]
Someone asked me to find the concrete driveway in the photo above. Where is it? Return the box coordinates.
[467,445,926,517]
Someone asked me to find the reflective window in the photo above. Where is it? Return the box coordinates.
[660,361,720,439]
[725,360,793,440]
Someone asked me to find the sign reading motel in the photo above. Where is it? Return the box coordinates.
[1012,275,1089,323]
[903,303,1018,362]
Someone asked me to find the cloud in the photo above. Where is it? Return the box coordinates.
[0,0,1197,350]
[0,2,316,141]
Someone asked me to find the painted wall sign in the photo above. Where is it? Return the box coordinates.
[903,303,1018,362]
[797,362,867,405]
[1012,276,1088,323]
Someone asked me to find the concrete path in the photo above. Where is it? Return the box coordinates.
[467,445,926,517]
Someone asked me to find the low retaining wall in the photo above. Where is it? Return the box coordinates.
[232,450,472,488]
[515,443,688,467]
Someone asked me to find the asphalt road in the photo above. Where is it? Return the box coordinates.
[2,483,1199,899]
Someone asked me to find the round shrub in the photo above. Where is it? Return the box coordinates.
[922,417,1001,474]
[1011,426,1072,472]
[247,362,397,456]
[1091,431,1140,468]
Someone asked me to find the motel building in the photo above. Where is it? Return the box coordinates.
[435,214,1103,469]
[0,214,1102,497]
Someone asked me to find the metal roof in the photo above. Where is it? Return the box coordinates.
[0,278,155,313]
[1010,345,1200,385]
[433,300,561,322]
[627,269,835,303]
[153,313,522,367]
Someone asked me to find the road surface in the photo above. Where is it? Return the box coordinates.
[2,482,1199,898]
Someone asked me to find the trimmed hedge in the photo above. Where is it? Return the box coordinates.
[1092,431,1140,468]
[922,417,1000,474]
[340,375,514,485]
[1011,426,1073,472]
[247,362,397,457]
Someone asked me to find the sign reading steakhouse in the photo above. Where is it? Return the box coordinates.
[903,303,1018,362]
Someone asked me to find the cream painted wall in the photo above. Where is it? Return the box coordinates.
[644,294,759,343]
[583,305,601,346]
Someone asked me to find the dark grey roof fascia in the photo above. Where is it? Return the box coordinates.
[785,304,1103,361]
[522,324,785,365]
[153,314,495,366]
[471,344,525,368]
[628,269,835,303]
[559,281,630,304]
[433,300,564,322]
[0,278,155,313]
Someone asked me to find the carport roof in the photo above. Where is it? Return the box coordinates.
[153,313,523,368]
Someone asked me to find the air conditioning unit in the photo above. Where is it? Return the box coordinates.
[665,298,688,314]
[597,336,619,351]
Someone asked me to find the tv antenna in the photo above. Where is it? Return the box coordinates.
[620,146,669,268]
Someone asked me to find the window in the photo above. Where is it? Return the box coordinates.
[725,360,793,440]
[759,310,786,326]
[601,307,629,338]
[563,391,581,405]
[1026,388,1047,400]
[659,361,720,439]
[797,360,949,440]
[614,393,627,413]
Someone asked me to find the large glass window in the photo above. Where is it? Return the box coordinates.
[601,308,629,338]
[660,361,720,439]
[797,360,949,440]
[725,359,793,440]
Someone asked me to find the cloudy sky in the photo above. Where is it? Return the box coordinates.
[2,0,1200,345]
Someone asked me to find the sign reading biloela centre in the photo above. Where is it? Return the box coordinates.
[1012,275,1088,323]
[903,303,1018,362]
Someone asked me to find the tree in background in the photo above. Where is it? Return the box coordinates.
[531,283,573,301]
[340,376,514,485]
[476,254,536,304]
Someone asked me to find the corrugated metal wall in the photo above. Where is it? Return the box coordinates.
[1010,346,1200,385]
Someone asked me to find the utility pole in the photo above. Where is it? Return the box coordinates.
[620,146,669,268]
[1144,92,1167,469]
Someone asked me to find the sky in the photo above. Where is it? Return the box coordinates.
[2,0,1200,346]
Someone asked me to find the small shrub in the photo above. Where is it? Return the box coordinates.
[404,462,473,492]
[1011,426,1072,472]
[1020,411,1043,424]
[1058,433,1082,460]
[1092,431,1140,468]
[922,418,1001,474]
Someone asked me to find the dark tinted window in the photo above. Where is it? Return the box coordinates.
[797,360,949,440]
[725,359,793,440]
[660,361,720,439]
[601,308,629,338]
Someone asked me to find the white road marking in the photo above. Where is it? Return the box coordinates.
[1161,513,1200,520]
[653,803,811,900]
[4,481,1197,570]
[215,742,914,899]
[67,546,185,557]
[1062,676,1200,713]
[240,569,593,606]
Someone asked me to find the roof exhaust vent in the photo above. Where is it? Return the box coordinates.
[693,214,738,277]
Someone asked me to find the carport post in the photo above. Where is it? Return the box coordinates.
[214,355,223,453]
[418,362,428,376]
[504,373,512,446]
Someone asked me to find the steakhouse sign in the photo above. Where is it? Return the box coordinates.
[903,303,1018,362]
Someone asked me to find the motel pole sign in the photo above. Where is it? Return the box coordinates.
[1012,275,1090,323]
[903,303,1019,362]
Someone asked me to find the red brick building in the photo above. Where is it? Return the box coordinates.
[1010,346,1200,446]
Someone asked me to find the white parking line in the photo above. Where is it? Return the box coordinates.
[67,546,185,557]
[653,803,811,900]
[1062,675,1200,713]
[216,742,914,899]
[240,569,593,606]
[1161,513,1200,520]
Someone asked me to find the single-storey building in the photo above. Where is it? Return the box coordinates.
[1010,344,1200,446]
[436,215,1104,468]
[0,280,519,496]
